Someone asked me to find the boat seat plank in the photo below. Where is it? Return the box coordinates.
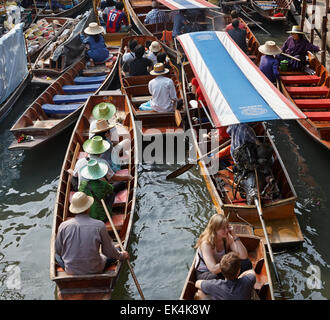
[281,75,320,84]
[62,84,101,94]
[294,99,330,109]
[286,86,329,96]
[304,111,330,121]
[53,94,92,104]
[74,75,107,85]
[113,189,128,206]
[42,103,82,115]
[56,263,116,276]
[131,95,152,104]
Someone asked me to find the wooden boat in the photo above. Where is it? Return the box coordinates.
[119,34,186,136]
[8,41,122,150]
[177,31,305,248]
[180,225,274,300]
[25,17,72,62]
[279,52,330,150]
[50,92,138,300]
[250,0,290,22]
[37,0,91,19]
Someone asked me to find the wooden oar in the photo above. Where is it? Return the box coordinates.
[281,52,301,62]
[166,139,231,180]
[101,199,145,300]
[254,168,282,287]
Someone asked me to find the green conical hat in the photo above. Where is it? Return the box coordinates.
[92,102,116,120]
[83,135,110,154]
[80,159,108,180]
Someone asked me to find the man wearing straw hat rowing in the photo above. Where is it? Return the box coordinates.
[55,191,129,275]
[258,41,281,84]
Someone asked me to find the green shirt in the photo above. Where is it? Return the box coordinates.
[79,180,114,221]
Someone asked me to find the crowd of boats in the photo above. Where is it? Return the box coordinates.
[0,0,329,301]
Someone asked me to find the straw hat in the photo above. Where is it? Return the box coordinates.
[286,25,307,35]
[150,63,169,75]
[69,192,94,214]
[80,159,109,180]
[84,22,105,35]
[258,41,281,56]
[92,102,117,120]
[150,41,162,53]
[83,135,110,154]
[91,119,115,134]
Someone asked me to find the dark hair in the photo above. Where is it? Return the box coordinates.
[129,39,138,51]
[92,34,101,43]
[220,252,241,280]
[101,0,115,9]
[134,44,145,58]
[157,52,167,64]
[115,1,124,10]
[145,40,152,49]
[231,18,239,29]
[230,10,239,19]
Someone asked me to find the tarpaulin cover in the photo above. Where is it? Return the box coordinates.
[0,23,28,105]
[157,0,219,10]
[177,31,306,127]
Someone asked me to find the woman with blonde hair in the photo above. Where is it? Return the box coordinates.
[195,214,252,280]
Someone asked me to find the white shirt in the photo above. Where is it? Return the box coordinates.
[148,76,177,112]
[146,51,158,65]
[122,51,135,65]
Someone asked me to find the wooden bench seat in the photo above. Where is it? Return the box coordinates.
[294,99,330,109]
[304,111,330,121]
[105,213,125,231]
[281,75,321,85]
[131,95,152,104]
[286,86,329,96]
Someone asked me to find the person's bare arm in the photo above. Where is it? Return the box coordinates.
[200,242,221,274]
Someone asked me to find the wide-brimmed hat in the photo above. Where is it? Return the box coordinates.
[69,191,94,214]
[80,159,108,180]
[150,63,169,75]
[91,119,116,134]
[84,22,105,35]
[286,25,307,35]
[258,41,281,55]
[92,102,116,120]
[83,135,110,154]
[150,41,161,53]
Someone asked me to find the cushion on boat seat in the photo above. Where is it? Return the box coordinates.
[281,75,321,84]
[105,214,125,231]
[42,103,81,115]
[286,86,329,96]
[74,75,107,85]
[304,111,330,121]
[115,169,129,176]
[62,83,101,94]
[53,93,92,104]
[294,99,330,109]
[114,189,128,205]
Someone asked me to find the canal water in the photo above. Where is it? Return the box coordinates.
[0,18,329,300]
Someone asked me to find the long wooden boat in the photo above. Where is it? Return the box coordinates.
[37,0,91,19]
[119,34,186,136]
[178,31,305,248]
[250,0,290,22]
[180,226,274,300]
[279,52,330,150]
[50,92,138,300]
[8,40,122,150]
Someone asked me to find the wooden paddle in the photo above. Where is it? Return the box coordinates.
[166,139,231,180]
[254,168,282,287]
[281,52,301,62]
[101,199,145,300]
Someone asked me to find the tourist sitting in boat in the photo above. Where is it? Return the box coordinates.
[194,214,252,281]
[280,25,320,71]
[55,191,129,275]
[80,22,110,67]
[172,10,188,39]
[139,63,178,112]
[123,44,153,76]
[225,10,245,31]
[78,158,127,222]
[106,1,129,33]
[156,52,171,70]
[122,39,138,65]
[190,77,207,108]
[195,252,256,300]
[258,40,281,84]
[145,39,152,55]
[227,19,248,54]
[144,1,167,24]
[146,41,162,65]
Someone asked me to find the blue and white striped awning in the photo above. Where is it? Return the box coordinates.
[157,0,218,10]
[177,31,306,127]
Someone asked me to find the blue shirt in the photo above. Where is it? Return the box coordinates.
[144,9,166,24]
[172,13,185,38]
[80,34,109,63]
[259,55,279,83]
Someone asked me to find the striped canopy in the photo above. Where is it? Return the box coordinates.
[157,0,219,10]
[177,31,306,127]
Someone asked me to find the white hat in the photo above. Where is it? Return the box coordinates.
[286,25,307,35]
[150,63,169,75]
[258,41,281,56]
[150,41,162,53]
[84,22,105,35]
[69,192,94,214]
[91,119,116,134]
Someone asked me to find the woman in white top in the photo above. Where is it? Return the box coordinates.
[195,214,252,280]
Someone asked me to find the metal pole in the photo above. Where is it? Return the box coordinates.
[321,0,329,66]
[300,0,307,31]
[310,0,316,44]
